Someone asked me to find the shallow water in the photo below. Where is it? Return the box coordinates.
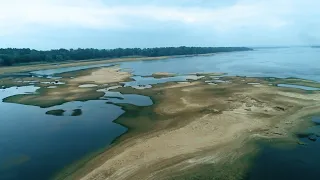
[277,84,320,91]
[31,63,114,76]
[0,86,152,180]
[246,117,320,180]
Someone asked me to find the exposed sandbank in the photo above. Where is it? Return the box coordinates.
[70,67,132,84]
[58,76,320,180]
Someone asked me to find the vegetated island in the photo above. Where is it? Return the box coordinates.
[0,46,252,66]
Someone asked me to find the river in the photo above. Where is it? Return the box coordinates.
[0,47,320,180]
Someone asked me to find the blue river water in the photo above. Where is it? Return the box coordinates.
[1,47,320,180]
[0,87,151,180]
[119,47,320,82]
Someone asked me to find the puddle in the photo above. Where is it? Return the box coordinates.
[131,85,152,89]
[0,86,40,99]
[106,85,123,91]
[41,81,65,85]
[205,80,218,85]
[277,84,320,91]
[123,75,203,88]
[212,80,230,83]
[98,88,153,106]
[248,83,261,85]
[79,84,98,88]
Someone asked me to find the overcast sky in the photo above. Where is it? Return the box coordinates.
[0,0,319,49]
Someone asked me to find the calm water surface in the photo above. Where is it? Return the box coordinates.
[1,47,320,180]
[246,117,320,180]
[0,87,151,180]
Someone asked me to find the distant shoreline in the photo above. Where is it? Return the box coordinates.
[0,47,252,67]
[0,50,251,75]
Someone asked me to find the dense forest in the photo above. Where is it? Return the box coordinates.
[0,46,252,66]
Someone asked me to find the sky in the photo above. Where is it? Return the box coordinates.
[0,0,319,49]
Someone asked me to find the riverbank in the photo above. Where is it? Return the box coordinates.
[0,52,226,75]
[49,72,320,180]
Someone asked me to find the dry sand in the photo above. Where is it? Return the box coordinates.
[71,67,132,84]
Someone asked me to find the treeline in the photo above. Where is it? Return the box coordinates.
[0,46,252,66]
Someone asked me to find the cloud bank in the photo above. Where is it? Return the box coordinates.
[0,0,319,48]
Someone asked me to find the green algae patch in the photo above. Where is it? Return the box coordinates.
[71,109,83,116]
[46,109,65,116]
